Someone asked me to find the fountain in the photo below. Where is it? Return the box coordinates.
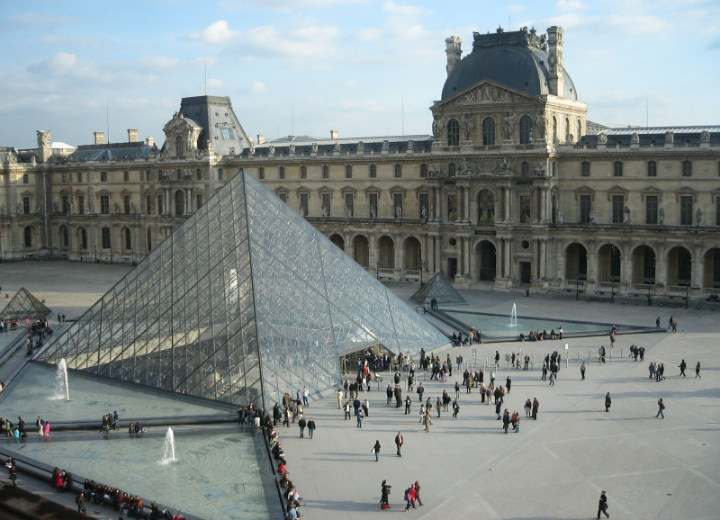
[53,358,70,401]
[160,427,177,465]
[510,303,518,328]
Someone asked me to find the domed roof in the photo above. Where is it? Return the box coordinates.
[441,28,578,102]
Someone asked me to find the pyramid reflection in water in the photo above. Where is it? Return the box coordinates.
[39,171,448,407]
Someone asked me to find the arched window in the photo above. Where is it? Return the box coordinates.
[345,165,352,179]
[101,227,111,249]
[124,227,132,250]
[369,165,377,178]
[420,164,428,177]
[613,161,623,177]
[279,166,285,179]
[519,116,534,144]
[394,164,402,178]
[258,167,265,179]
[300,166,307,179]
[482,117,495,145]
[24,226,33,247]
[80,228,88,250]
[59,226,69,248]
[22,173,29,184]
[447,119,460,147]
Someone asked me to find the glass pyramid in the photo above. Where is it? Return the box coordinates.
[0,287,52,321]
[410,272,466,305]
[38,171,448,408]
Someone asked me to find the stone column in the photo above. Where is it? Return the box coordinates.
[464,186,470,223]
[504,239,511,280]
[465,236,472,277]
[504,188,511,222]
[621,249,632,285]
[655,245,668,290]
[692,245,704,289]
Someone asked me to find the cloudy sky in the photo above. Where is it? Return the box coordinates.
[1,0,718,149]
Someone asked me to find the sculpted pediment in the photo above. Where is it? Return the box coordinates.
[440,81,536,108]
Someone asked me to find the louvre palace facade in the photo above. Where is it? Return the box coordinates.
[1,26,719,300]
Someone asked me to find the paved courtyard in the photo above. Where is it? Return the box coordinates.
[1,261,719,519]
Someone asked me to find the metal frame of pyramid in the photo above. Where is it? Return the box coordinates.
[38,170,448,408]
[410,272,466,305]
[1,287,52,321]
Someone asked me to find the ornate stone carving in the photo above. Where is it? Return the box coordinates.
[623,206,631,224]
[631,132,639,144]
[248,138,255,156]
[700,131,710,143]
[312,142,318,153]
[696,208,703,226]
[357,141,364,152]
[597,133,607,145]
[535,114,546,138]
[333,141,341,152]
[268,145,275,155]
[503,112,514,140]
[461,114,474,140]
[432,117,443,139]
[664,131,674,144]
[37,130,51,148]
[289,144,296,154]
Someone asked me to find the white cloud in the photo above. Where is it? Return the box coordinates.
[206,78,226,90]
[382,1,431,18]
[556,0,587,11]
[252,81,267,93]
[187,20,238,44]
[219,0,368,12]
[356,27,380,42]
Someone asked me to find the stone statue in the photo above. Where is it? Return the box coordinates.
[114,202,120,213]
[395,205,402,219]
[658,207,665,225]
[458,157,470,175]
[311,142,318,153]
[597,133,607,145]
[334,141,341,152]
[369,205,376,219]
[623,206,631,224]
[696,208,703,226]
[665,131,674,144]
[52,202,58,212]
[357,141,364,152]
[503,113,515,140]
[421,206,428,220]
[289,144,296,154]
[37,130,51,148]
[432,116,443,139]
[700,131,710,143]
[631,132,639,144]
[321,206,328,218]
[589,209,596,224]
[556,205,564,224]
[344,205,352,218]
[130,202,137,214]
[461,114,474,140]
[248,138,255,155]
[536,114,546,138]
[69,202,74,214]
[268,145,275,155]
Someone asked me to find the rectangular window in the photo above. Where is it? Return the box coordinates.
[579,194,591,223]
[323,166,329,179]
[716,197,720,226]
[23,197,30,214]
[158,195,164,215]
[279,167,285,179]
[124,171,129,182]
[61,173,67,183]
[100,195,110,214]
[300,166,307,179]
[62,196,70,213]
[322,193,331,217]
[419,193,429,219]
[146,195,152,214]
[300,193,308,217]
[393,193,403,218]
[394,164,402,178]
[258,167,265,179]
[613,161,623,177]
[124,195,131,214]
[101,228,111,249]
[196,194,203,209]
[77,172,82,183]
[645,196,658,224]
[581,161,590,177]
[78,195,85,214]
[345,193,354,217]
[345,165,352,179]
[278,192,287,203]
[369,193,378,218]
[519,195,531,223]
[220,127,235,140]
[680,196,693,225]
[369,165,376,178]
[682,160,692,177]
[612,195,624,224]
[647,161,657,177]
[101,171,107,182]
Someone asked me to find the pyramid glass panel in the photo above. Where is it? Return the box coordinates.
[0,287,52,321]
[410,271,467,305]
[39,171,448,408]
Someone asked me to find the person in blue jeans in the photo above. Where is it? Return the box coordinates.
[656,398,665,419]
[371,440,381,462]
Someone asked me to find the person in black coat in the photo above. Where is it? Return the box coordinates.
[605,392,612,412]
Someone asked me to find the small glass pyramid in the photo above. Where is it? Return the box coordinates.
[38,171,448,408]
[0,287,52,321]
[410,272,466,305]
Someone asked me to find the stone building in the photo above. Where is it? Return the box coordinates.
[1,26,719,300]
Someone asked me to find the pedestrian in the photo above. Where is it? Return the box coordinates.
[424,411,432,432]
[371,440,381,462]
[416,382,424,402]
[502,409,510,433]
[549,371,555,386]
[542,364,548,380]
[452,399,460,418]
[436,396,442,418]
[380,480,391,510]
[404,395,411,415]
[76,492,87,514]
[395,432,403,456]
[656,398,665,419]
[678,359,687,377]
[524,398,532,418]
[511,410,520,433]
[344,401,351,420]
[506,376,511,393]
[17,417,27,438]
[337,389,344,409]
[414,481,423,507]
[532,398,539,420]
[302,386,309,406]
[605,392,611,412]
[656,316,660,328]
[298,417,307,438]
[357,408,364,428]
[5,457,17,487]
[597,490,609,519]
[386,384,393,406]
[404,484,417,511]
[580,362,586,380]
[307,417,316,439]
[696,362,701,378]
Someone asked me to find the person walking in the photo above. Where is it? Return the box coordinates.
[76,492,87,514]
[6,457,17,487]
[337,389,344,409]
[395,432,403,457]
[506,376,512,393]
[678,359,687,377]
[307,417,316,439]
[532,398,539,420]
[404,395,411,415]
[371,440,381,462]
[656,398,665,419]
[356,408,364,428]
[424,411,432,432]
[413,481,424,507]
[597,490,609,519]
[298,416,306,438]
[502,409,510,433]
[605,392,612,412]
[452,399,460,418]
[524,398,532,418]
[580,362,587,380]
[696,362,701,378]
[380,480,391,510]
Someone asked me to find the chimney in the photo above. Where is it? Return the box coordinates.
[445,36,462,76]
[146,137,155,147]
[127,129,139,142]
[257,134,266,145]
[330,129,339,139]
[547,26,564,96]
[94,132,105,145]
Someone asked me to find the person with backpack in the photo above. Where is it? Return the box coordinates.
[404,484,416,511]
[656,398,665,419]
